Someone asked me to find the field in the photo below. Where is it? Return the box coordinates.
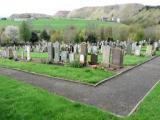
[0,18,126,30]
[0,75,160,120]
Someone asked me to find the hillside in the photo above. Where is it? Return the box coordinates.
[63,3,160,27]
[10,13,51,19]
[54,11,70,18]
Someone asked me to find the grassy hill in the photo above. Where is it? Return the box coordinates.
[0,18,126,30]
[67,3,160,27]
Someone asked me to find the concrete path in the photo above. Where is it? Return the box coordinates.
[0,57,160,116]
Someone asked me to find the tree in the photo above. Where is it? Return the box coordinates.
[85,24,98,43]
[73,29,86,43]
[50,30,63,43]
[127,25,145,42]
[63,26,77,44]
[40,30,50,42]
[86,32,97,43]
[0,26,20,45]
[30,32,39,44]
[19,21,32,43]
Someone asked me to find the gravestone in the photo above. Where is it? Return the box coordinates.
[53,41,60,63]
[6,48,14,59]
[80,42,87,65]
[74,44,78,53]
[13,50,18,60]
[90,54,98,65]
[80,54,85,64]
[111,47,123,69]
[134,46,141,56]
[69,53,75,63]
[102,46,111,67]
[21,51,24,60]
[92,46,97,54]
[80,42,87,55]
[61,51,68,63]
[145,45,153,56]
[154,42,158,51]
[126,43,132,55]
[26,46,31,61]
[87,44,92,54]
[132,43,136,53]
[87,54,91,63]
[48,42,54,62]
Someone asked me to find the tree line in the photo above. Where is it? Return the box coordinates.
[0,21,160,46]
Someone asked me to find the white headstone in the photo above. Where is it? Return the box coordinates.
[27,46,31,61]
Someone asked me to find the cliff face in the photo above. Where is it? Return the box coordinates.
[67,4,144,20]
[66,3,160,26]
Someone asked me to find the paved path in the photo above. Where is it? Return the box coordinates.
[0,57,160,116]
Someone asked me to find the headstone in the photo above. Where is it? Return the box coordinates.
[145,45,153,56]
[90,54,98,65]
[80,42,87,55]
[154,42,158,51]
[26,46,31,61]
[48,42,54,62]
[69,53,75,63]
[21,51,24,60]
[87,54,91,64]
[92,46,97,54]
[87,44,92,53]
[74,44,78,53]
[13,50,18,60]
[6,48,14,59]
[126,43,132,55]
[132,43,136,53]
[61,51,68,63]
[80,42,87,65]
[134,46,141,56]
[102,46,111,67]
[111,47,123,69]
[80,54,85,64]
[53,41,60,63]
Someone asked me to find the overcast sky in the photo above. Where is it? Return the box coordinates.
[1,0,160,17]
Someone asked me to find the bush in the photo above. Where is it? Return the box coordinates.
[68,61,83,68]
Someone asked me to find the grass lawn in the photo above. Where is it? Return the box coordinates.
[0,75,160,120]
[0,18,126,30]
[124,55,150,66]
[17,51,48,58]
[0,58,114,84]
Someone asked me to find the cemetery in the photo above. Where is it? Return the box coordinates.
[0,3,160,119]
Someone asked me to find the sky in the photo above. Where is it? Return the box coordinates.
[1,0,160,17]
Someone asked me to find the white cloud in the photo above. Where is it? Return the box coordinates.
[0,0,160,17]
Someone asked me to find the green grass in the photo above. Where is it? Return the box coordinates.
[124,55,150,66]
[0,18,126,30]
[17,51,48,58]
[0,58,114,84]
[0,75,160,120]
